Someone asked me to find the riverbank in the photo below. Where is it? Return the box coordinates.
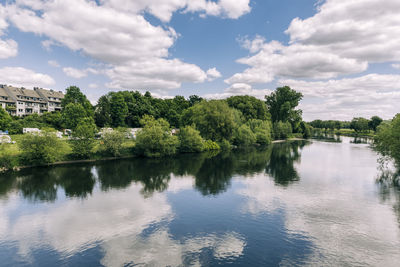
[314,129,375,138]
[1,137,306,172]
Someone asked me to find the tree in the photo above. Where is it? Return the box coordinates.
[42,112,63,130]
[246,119,272,145]
[178,125,205,153]
[227,95,270,121]
[369,116,383,132]
[233,124,256,146]
[374,114,400,167]
[110,93,128,127]
[102,130,126,157]
[95,95,112,127]
[0,107,12,131]
[273,121,292,139]
[350,117,369,132]
[62,103,88,129]
[70,117,97,158]
[135,116,179,157]
[265,86,303,124]
[19,129,66,165]
[183,100,236,142]
[300,121,312,138]
[61,86,93,117]
[189,95,203,106]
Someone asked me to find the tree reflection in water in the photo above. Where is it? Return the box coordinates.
[0,141,310,201]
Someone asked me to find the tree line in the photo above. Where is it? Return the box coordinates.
[309,116,383,133]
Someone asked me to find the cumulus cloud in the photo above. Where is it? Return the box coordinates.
[204,82,272,99]
[62,67,99,79]
[227,0,400,84]
[47,60,60,68]
[392,64,400,70]
[206,67,222,81]
[279,74,400,120]
[2,0,250,95]
[0,5,17,58]
[0,66,55,88]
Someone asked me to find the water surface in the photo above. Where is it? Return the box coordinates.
[0,137,399,266]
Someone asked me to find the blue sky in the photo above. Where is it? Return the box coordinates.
[0,0,399,120]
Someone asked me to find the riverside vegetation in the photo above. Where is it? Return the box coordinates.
[0,85,398,173]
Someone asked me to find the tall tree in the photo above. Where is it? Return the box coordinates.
[61,86,93,117]
[369,116,383,132]
[110,93,128,127]
[227,95,270,121]
[265,86,303,124]
[62,103,88,130]
[0,107,12,131]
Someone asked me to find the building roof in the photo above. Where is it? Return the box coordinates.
[0,87,16,103]
[35,88,64,100]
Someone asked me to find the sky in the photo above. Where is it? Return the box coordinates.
[0,0,399,121]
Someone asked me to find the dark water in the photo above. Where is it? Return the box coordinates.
[0,137,399,266]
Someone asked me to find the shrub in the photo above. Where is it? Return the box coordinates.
[0,144,19,171]
[70,118,97,159]
[19,130,66,165]
[233,124,256,146]
[375,114,400,167]
[273,121,292,140]
[247,119,272,145]
[135,116,179,157]
[178,125,204,153]
[102,130,126,157]
[203,140,220,151]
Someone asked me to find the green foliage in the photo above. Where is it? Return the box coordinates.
[203,140,221,151]
[218,139,231,150]
[0,107,12,131]
[247,119,272,145]
[369,116,383,132]
[227,95,270,121]
[94,95,112,127]
[70,117,97,159]
[233,124,256,146]
[183,100,236,142]
[350,117,369,132]
[135,116,179,157]
[62,103,88,130]
[265,86,303,126]
[178,125,204,153]
[61,86,93,117]
[0,144,18,170]
[41,112,63,129]
[19,130,65,165]
[273,121,292,140]
[102,130,126,157]
[375,114,400,167]
[300,121,312,138]
[110,93,128,127]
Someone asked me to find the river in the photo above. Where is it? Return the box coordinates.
[0,137,399,266]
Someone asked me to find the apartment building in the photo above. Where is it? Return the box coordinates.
[0,85,64,116]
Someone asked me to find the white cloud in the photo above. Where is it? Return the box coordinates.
[227,0,400,84]
[88,83,98,89]
[392,64,400,70]
[0,67,55,88]
[63,67,88,79]
[0,5,17,58]
[204,82,272,99]
[279,74,400,120]
[206,67,222,81]
[3,0,250,95]
[47,60,60,68]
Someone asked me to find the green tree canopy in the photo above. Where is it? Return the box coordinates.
[62,103,88,130]
[183,100,236,142]
[369,116,383,132]
[61,86,93,117]
[375,114,400,167]
[265,86,303,125]
[350,117,369,132]
[227,95,270,122]
[0,107,12,131]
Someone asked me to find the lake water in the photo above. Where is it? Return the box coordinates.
[0,137,399,266]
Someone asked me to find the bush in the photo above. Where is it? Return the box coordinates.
[203,140,220,151]
[19,130,66,165]
[102,130,126,157]
[70,118,97,159]
[178,125,204,153]
[273,121,292,140]
[247,119,272,145]
[0,144,19,170]
[233,124,256,146]
[375,114,400,167]
[300,121,312,139]
[135,116,179,157]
